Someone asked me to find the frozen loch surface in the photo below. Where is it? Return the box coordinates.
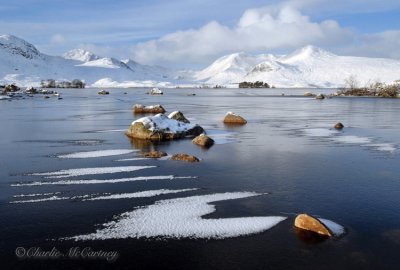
[71,192,287,240]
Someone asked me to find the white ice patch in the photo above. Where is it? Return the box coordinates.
[333,136,372,144]
[12,175,196,186]
[11,196,69,204]
[13,192,61,198]
[57,149,136,159]
[319,218,345,237]
[115,158,148,162]
[303,128,338,137]
[70,192,287,240]
[366,143,396,153]
[29,166,155,179]
[132,114,197,134]
[86,188,198,201]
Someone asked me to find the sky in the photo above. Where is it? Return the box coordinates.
[1,0,400,68]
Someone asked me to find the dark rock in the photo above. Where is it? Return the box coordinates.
[192,134,214,148]
[171,153,199,162]
[133,104,166,114]
[223,112,247,125]
[168,111,190,123]
[334,122,344,130]
[143,151,168,158]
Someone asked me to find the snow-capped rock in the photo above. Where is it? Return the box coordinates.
[63,49,100,62]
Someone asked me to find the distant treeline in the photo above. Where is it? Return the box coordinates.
[239,81,270,88]
[41,79,85,88]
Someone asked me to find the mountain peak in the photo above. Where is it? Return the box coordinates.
[63,48,100,62]
[283,45,335,62]
[0,34,41,59]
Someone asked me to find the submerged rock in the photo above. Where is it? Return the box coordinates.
[334,122,344,130]
[168,111,190,123]
[171,153,199,162]
[223,112,247,125]
[192,134,214,148]
[126,113,204,141]
[294,214,332,237]
[143,151,168,158]
[133,104,166,114]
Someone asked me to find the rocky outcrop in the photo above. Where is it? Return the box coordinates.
[294,214,332,237]
[133,104,166,114]
[334,122,344,130]
[126,113,204,141]
[168,111,190,123]
[143,151,168,158]
[223,112,247,125]
[171,153,200,162]
[192,134,214,148]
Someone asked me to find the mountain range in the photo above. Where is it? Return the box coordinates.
[1,34,399,88]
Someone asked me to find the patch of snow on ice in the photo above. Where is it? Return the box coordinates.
[319,218,345,237]
[12,175,196,186]
[303,128,338,137]
[13,192,61,198]
[115,158,148,162]
[11,196,69,204]
[366,143,396,153]
[334,136,371,144]
[30,166,156,179]
[69,192,287,240]
[86,188,198,201]
[57,149,136,159]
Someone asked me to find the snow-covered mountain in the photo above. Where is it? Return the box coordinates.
[196,45,400,88]
[1,34,400,88]
[0,34,183,87]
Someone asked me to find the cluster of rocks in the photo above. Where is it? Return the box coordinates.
[148,87,163,95]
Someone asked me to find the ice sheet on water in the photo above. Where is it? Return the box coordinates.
[57,149,137,159]
[115,158,148,162]
[333,135,371,144]
[366,143,396,153]
[12,175,196,186]
[86,188,198,201]
[303,128,338,137]
[319,218,345,237]
[69,192,287,240]
[29,166,155,179]
[11,196,69,204]
[13,192,61,198]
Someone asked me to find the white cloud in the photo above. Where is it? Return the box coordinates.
[131,2,351,66]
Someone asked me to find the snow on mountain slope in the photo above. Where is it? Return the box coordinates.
[0,34,178,87]
[197,45,400,88]
[63,49,100,62]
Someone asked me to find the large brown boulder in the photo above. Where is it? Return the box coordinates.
[334,122,344,130]
[143,151,168,158]
[133,104,166,114]
[223,112,247,125]
[126,113,204,141]
[294,214,333,237]
[171,153,199,162]
[192,134,214,148]
[168,111,190,123]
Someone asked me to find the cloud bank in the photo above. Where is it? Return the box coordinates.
[132,2,352,66]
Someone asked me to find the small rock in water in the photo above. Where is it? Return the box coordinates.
[315,94,325,100]
[294,214,332,237]
[44,96,50,99]
[133,104,166,114]
[334,122,344,130]
[304,92,315,97]
[143,151,168,158]
[192,134,214,148]
[223,112,247,125]
[171,153,200,162]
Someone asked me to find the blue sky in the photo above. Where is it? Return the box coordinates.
[1,0,400,67]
